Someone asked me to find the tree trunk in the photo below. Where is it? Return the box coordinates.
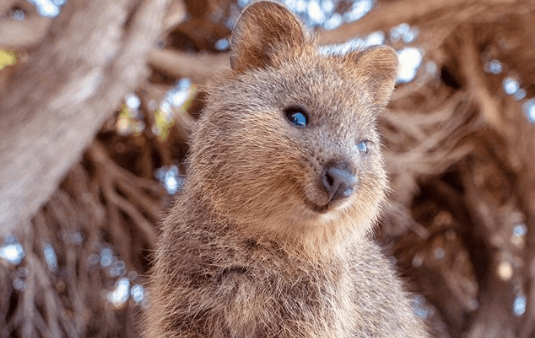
[0,0,173,235]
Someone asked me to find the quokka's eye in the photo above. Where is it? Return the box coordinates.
[284,106,308,128]
[357,140,369,154]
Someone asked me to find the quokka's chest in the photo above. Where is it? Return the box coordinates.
[211,260,356,337]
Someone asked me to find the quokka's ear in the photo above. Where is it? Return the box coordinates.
[346,46,399,107]
[230,1,307,73]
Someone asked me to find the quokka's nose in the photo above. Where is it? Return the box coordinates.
[321,162,358,202]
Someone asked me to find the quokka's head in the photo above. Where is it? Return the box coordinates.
[188,1,398,242]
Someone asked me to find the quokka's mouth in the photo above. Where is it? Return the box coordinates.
[302,191,354,215]
[299,180,353,214]
[299,186,333,214]
[303,195,347,214]
[304,199,330,214]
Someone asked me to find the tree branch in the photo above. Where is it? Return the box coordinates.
[148,49,229,84]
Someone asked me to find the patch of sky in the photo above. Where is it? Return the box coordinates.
[131,284,145,304]
[117,93,145,135]
[390,23,419,44]
[364,31,385,46]
[484,60,502,75]
[514,88,526,101]
[110,259,126,277]
[413,295,429,319]
[324,13,342,30]
[291,0,308,13]
[165,172,180,194]
[523,98,535,123]
[12,9,25,20]
[215,38,229,51]
[319,31,384,55]
[343,0,373,23]
[225,6,240,30]
[513,224,527,237]
[412,252,424,267]
[0,235,24,265]
[307,0,325,25]
[157,102,172,123]
[153,78,194,139]
[43,242,58,271]
[433,247,445,260]
[13,279,26,291]
[390,23,408,42]
[321,0,334,13]
[513,294,526,316]
[100,247,113,268]
[126,93,141,110]
[425,61,438,76]
[503,77,520,95]
[155,165,182,194]
[71,231,84,244]
[402,27,419,43]
[166,78,192,108]
[397,47,423,84]
[107,277,130,308]
[237,0,252,8]
[27,0,64,18]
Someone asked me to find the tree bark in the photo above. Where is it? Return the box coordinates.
[0,0,175,235]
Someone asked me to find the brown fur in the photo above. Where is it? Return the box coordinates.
[145,1,429,337]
